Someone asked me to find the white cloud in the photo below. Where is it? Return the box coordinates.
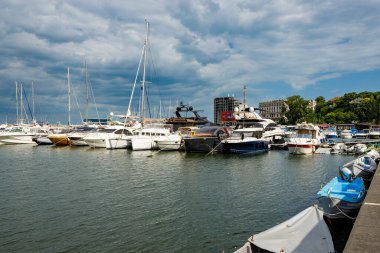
[0,0,380,122]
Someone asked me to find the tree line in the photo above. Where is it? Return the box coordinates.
[279,91,380,125]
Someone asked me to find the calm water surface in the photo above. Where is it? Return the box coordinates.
[0,145,355,252]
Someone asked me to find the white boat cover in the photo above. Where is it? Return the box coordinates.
[234,206,334,253]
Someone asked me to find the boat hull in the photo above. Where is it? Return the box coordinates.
[48,135,70,146]
[84,138,106,148]
[156,140,184,151]
[183,137,221,153]
[317,196,362,219]
[287,144,314,154]
[105,138,131,149]
[221,141,269,155]
[131,137,159,151]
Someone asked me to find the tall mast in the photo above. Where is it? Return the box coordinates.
[85,60,89,123]
[15,81,18,124]
[68,67,71,126]
[20,82,23,124]
[32,80,35,123]
[141,20,149,124]
[243,85,247,106]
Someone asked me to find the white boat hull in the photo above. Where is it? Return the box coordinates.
[84,138,106,148]
[156,140,183,151]
[288,144,314,154]
[105,138,131,149]
[132,137,159,151]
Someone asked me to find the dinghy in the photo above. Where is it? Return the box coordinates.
[234,206,334,253]
[317,168,366,219]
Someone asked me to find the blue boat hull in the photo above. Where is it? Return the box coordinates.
[221,140,269,155]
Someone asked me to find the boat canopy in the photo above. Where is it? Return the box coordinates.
[234,206,334,253]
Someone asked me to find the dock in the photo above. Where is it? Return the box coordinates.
[344,161,380,252]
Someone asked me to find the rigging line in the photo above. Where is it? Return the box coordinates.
[71,82,84,123]
[88,80,100,122]
[22,84,33,122]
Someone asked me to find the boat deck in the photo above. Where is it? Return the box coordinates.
[344,161,380,252]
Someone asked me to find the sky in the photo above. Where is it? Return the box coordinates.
[1,0,380,124]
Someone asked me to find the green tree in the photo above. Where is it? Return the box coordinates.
[284,95,310,124]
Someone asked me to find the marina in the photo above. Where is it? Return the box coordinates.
[1,144,372,252]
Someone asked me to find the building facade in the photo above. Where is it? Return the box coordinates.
[258,99,287,122]
[214,97,241,125]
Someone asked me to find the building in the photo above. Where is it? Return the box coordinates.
[214,97,241,125]
[258,99,287,122]
[308,100,317,112]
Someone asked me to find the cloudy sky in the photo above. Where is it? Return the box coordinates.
[1,0,380,124]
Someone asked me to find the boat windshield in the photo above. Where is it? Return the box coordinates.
[296,134,312,139]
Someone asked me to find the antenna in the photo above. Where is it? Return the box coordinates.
[243,85,247,106]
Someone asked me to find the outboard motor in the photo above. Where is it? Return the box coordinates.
[339,167,354,182]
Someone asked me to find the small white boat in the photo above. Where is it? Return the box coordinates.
[355,129,369,139]
[330,143,348,154]
[346,143,367,155]
[342,150,379,185]
[287,123,323,155]
[234,206,334,253]
[340,129,352,139]
[369,128,380,139]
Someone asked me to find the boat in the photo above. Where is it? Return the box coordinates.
[346,143,367,155]
[324,126,338,139]
[330,143,348,154]
[48,132,71,146]
[234,206,334,253]
[316,168,366,219]
[164,102,209,131]
[221,128,269,155]
[369,128,380,139]
[339,129,352,139]
[287,123,324,155]
[355,129,369,139]
[67,126,97,146]
[131,124,172,151]
[341,152,378,187]
[183,126,231,153]
[0,125,42,145]
[83,127,133,148]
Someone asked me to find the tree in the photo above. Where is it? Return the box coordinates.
[284,95,310,124]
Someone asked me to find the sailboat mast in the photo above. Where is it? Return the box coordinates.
[15,81,18,124]
[32,80,35,123]
[141,20,149,123]
[243,85,247,107]
[68,67,71,126]
[85,60,89,123]
[20,82,23,124]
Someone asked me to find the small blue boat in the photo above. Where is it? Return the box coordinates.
[324,126,338,139]
[317,168,366,219]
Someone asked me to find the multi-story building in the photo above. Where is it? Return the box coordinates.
[308,100,317,112]
[258,99,287,122]
[214,97,241,125]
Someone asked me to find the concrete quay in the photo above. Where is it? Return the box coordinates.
[344,162,380,252]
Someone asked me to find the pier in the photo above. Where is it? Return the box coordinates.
[344,161,380,252]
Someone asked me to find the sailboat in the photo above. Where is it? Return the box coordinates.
[48,68,72,146]
[130,20,172,151]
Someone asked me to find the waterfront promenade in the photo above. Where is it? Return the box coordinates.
[344,161,380,252]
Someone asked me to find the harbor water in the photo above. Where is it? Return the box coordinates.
[0,145,356,252]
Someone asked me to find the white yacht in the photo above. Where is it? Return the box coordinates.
[83,127,133,148]
[339,129,352,139]
[369,128,380,139]
[0,125,46,145]
[287,123,324,154]
[131,124,172,151]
